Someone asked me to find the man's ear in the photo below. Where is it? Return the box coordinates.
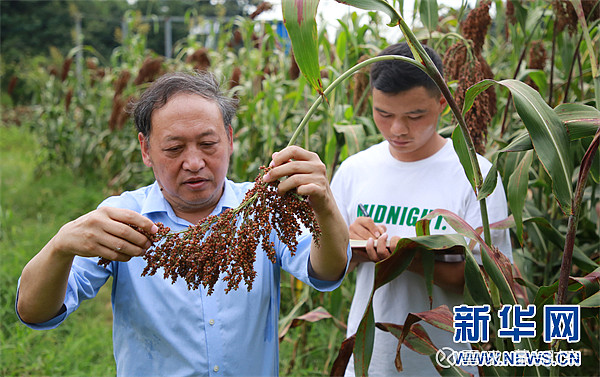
[138,132,152,167]
[438,94,448,111]
[227,126,234,156]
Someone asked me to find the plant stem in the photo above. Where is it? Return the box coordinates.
[556,127,600,304]
[287,55,426,147]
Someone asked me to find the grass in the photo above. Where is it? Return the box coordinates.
[0,125,116,376]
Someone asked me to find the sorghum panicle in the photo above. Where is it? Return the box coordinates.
[98,166,321,295]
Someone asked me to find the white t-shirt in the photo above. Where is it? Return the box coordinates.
[331,139,513,377]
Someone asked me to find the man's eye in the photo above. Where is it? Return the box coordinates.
[200,141,219,149]
[164,146,182,153]
[408,116,423,120]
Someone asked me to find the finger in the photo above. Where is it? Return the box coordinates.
[96,243,133,263]
[389,236,401,254]
[365,238,379,262]
[264,149,324,184]
[269,146,315,167]
[349,223,376,240]
[375,233,391,260]
[99,219,154,257]
[102,207,159,236]
[350,217,382,239]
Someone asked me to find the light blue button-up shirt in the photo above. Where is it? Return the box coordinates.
[17,179,350,376]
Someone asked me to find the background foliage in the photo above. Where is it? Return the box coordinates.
[1,0,598,376]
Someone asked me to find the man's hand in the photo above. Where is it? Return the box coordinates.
[263,146,349,281]
[262,146,332,213]
[349,217,391,265]
[53,207,158,262]
[17,207,158,324]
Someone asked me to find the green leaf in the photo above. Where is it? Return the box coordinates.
[419,0,438,32]
[422,250,435,309]
[579,291,600,307]
[452,125,476,192]
[524,217,599,273]
[462,79,496,116]
[421,209,518,305]
[507,150,534,245]
[354,302,375,376]
[373,241,418,289]
[499,79,573,215]
[477,164,498,200]
[333,123,366,156]
[282,0,324,95]
[335,0,402,27]
[500,103,600,153]
[464,246,493,306]
[555,103,600,139]
[500,132,532,153]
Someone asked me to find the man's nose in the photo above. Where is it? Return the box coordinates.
[182,150,206,172]
[390,118,409,135]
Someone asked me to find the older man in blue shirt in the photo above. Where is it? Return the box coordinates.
[16,71,350,376]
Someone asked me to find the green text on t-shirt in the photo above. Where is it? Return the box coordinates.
[357,204,447,230]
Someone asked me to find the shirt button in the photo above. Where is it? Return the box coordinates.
[213,365,219,372]
[209,319,215,325]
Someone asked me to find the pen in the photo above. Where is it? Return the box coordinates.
[358,203,370,218]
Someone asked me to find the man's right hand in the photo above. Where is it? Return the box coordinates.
[349,217,389,269]
[17,207,157,324]
[52,207,158,262]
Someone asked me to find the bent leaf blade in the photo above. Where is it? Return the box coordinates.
[282,0,324,95]
[499,79,573,215]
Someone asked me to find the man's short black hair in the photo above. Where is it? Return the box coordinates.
[370,42,444,96]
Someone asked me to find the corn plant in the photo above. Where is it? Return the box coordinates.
[281,0,599,376]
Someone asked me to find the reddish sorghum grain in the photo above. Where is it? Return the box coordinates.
[98,166,321,295]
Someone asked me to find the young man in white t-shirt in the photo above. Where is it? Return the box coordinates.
[330,42,513,376]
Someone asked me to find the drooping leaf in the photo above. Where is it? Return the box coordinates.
[507,150,534,245]
[462,79,496,116]
[500,103,600,153]
[334,0,402,27]
[555,103,600,139]
[374,234,467,290]
[376,322,437,357]
[389,307,472,376]
[579,291,600,307]
[421,209,517,305]
[466,79,574,213]
[282,0,324,95]
[279,306,344,341]
[452,125,477,192]
[330,335,356,376]
[464,245,493,306]
[499,79,574,215]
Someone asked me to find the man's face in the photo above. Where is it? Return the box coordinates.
[372,86,447,162]
[139,93,233,222]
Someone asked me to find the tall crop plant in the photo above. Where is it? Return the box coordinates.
[281,0,599,376]
[16,0,599,375]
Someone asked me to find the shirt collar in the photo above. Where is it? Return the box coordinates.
[140,180,240,224]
